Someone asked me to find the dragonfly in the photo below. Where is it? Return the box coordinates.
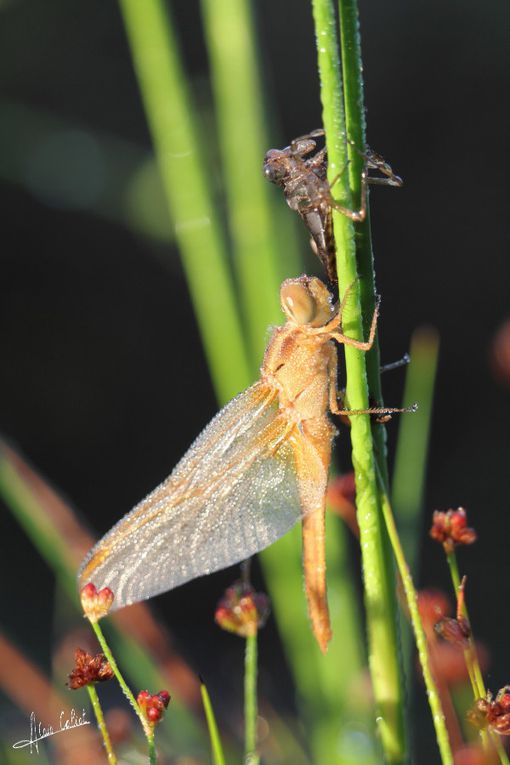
[263,129,402,284]
[79,276,412,652]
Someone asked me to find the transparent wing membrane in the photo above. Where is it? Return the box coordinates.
[79,383,303,608]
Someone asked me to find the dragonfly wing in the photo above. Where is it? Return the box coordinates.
[79,382,303,610]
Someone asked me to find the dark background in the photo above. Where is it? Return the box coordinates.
[1,0,510,762]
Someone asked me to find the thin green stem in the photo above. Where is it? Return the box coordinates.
[311,0,405,760]
[90,620,152,740]
[377,472,453,764]
[200,681,227,765]
[492,734,510,765]
[86,684,117,765]
[444,551,508,761]
[244,634,259,765]
[446,552,486,698]
[148,729,157,765]
[118,0,251,404]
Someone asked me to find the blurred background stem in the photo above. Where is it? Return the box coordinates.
[119,0,251,403]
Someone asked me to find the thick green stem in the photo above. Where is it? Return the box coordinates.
[311,0,405,760]
[244,634,259,765]
[86,684,117,765]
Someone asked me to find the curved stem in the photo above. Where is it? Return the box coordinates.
[90,621,151,739]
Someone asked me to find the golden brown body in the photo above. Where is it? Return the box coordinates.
[79,275,380,653]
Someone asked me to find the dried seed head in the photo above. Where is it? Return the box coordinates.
[215,581,270,638]
[80,583,114,622]
[67,647,113,689]
[429,508,477,554]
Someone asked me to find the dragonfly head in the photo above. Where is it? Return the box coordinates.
[280,276,335,328]
[263,149,289,184]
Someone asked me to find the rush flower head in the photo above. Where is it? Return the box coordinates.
[429,507,477,554]
[80,583,114,622]
[468,687,510,735]
[434,616,471,648]
[215,581,270,638]
[137,690,171,726]
[68,647,114,689]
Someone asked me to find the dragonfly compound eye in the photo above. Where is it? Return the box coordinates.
[280,280,317,325]
[263,150,287,183]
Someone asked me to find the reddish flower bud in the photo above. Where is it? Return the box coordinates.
[429,508,477,554]
[468,687,510,735]
[80,583,114,622]
[215,581,270,638]
[68,647,114,689]
[434,617,471,648]
[137,689,171,726]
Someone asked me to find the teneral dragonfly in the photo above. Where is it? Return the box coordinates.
[79,276,407,652]
[263,129,402,284]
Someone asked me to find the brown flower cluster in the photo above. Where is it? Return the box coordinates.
[429,507,477,554]
[68,647,114,689]
[137,690,171,726]
[468,687,510,735]
[434,616,471,648]
[215,581,270,638]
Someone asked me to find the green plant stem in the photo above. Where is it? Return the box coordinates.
[311,0,405,760]
[377,473,453,764]
[90,620,152,740]
[200,681,227,765]
[445,552,485,699]
[493,735,510,765]
[444,553,509,763]
[148,729,157,765]
[118,0,251,404]
[244,634,259,765]
[86,684,117,765]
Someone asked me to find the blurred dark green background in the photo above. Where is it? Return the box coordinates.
[1,1,510,762]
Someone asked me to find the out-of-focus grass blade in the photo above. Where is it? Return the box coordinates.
[392,326,440,573]
[0,101,173,244]
[118,0,251,403]
[200,0,298,365]
[200,680,227,765]
[0,444,207,757]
